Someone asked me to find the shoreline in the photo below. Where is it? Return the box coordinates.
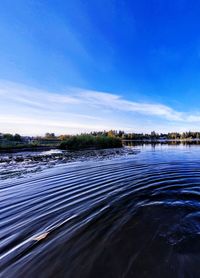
[122,139,200,143]
[0,145,58,153]
[1,139,200,154]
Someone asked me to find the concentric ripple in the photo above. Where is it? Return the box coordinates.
[1,145,200,278]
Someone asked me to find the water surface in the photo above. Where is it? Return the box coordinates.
[1,144,200,277]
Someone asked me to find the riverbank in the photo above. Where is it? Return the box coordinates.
[0,145,58,153]
[123,138,200,142]
[0,135,122,153]
[122,138,200,144]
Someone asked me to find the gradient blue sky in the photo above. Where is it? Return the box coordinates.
[0,0,200,135]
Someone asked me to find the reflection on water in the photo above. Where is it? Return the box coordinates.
[1,144,200,277]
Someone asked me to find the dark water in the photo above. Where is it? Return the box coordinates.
[1,144,200,278]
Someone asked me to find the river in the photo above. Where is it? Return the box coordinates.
[1,144,200,277]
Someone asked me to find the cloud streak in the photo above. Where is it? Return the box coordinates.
[77,90,184,121]
[0,80,199,135]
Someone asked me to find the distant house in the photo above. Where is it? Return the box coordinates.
[29,137,62,146]
[159,136,168,141]
[21,136,34,144]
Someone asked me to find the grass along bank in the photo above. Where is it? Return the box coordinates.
[59,134,122,150]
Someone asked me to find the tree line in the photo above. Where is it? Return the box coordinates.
[1,130,200,143]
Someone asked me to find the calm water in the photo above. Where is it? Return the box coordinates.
[1,144,200,278]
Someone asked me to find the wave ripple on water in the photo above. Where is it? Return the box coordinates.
[1,145,200,278]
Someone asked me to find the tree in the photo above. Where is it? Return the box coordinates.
[14,134,22,141]
[3,133,14,141]
[108,130,116,137]
[45,133,55,138]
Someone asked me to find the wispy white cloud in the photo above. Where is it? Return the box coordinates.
[0,81,79,108]
[77,90,184,121]
[0,80,199,135]
[0,115,106,130]
[186,115,200,122]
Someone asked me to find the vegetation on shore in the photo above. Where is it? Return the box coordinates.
[0,133,60,151]
[121,131,200,140]
[0,132,122,151]
[1,130,200,152]
[59,134,122,150]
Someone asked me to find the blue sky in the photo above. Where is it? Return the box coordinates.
[0,0,200,135]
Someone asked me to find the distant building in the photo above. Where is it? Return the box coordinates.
[151,131,156,137]
[159,136,168,141]
[21,136,34,144]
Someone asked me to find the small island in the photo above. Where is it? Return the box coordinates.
[59,134,122,150]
